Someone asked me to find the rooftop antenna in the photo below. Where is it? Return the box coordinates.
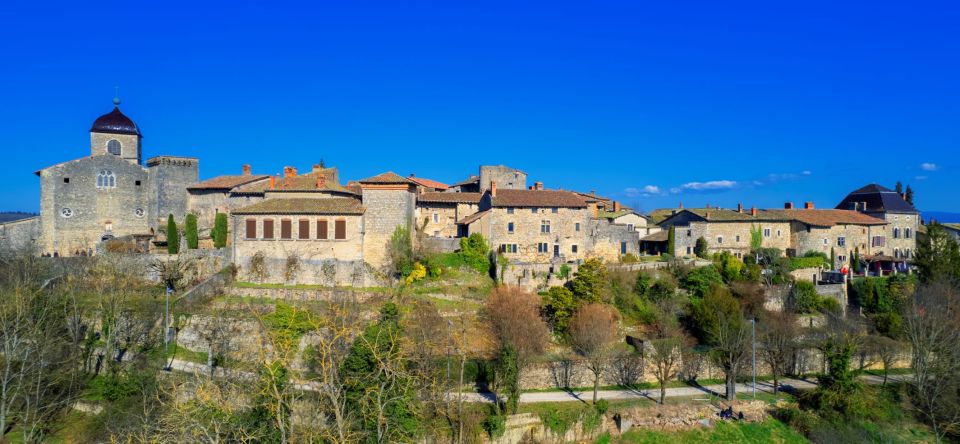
[113,86,121,106]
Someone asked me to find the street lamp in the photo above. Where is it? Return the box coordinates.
[750,318,756,399]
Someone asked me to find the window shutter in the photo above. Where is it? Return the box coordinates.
[246,219,257,239]
[263,220,274,239]
[281,219,292,239]
[317,220,328,239]
[299,219,309,239]
[335,219,346,239]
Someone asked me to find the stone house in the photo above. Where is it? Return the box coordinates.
[186,164,270,234]
[598,206,660,238]
[943,223,960,243]
[658,206,793,259]
[414,192,482,238]
[836,184,919,272]
[28,100,197,256]
[784,206,889,268]
[357,172,417,272]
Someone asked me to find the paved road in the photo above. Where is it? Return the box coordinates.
[167,358,907,405]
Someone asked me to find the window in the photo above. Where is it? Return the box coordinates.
[687,229,692,237]
[620,241,627,254]
[246,219,257,239]
[317,220,328,239]
[872,236,885,247]
[627,224,635,231]
[893,227,900,239]
[135,180,141,186]
[63,177,69,183]
[905,228,912,239]
[280,219,292,239]
[837,236,846,247]
[499,244,517,253]
[905,248,912,258]
[531,208,538,214]
[263,220,274,239]
[60,208,73,218]
[335,219,346,239]
[299,219,309,239]
[717,236,723,244]
[507,207,514,214]
[894,215,899,221]
[107,139,121,155]
[541,220,551,233]
[777,229,782,237]
[763,228,771,238]
[823,238,828,245]
[575,223,581,232]
[838,255,847,262]
[105,222,112,231]
[538,242,549,253]
[735,235,741,242]
[507,222,514,233]
[686,246,692,255]
[433,213,439,223]
[551,207,558,214]
[433,230,439,236]
[96,170,116,189]
[572,244,578,253]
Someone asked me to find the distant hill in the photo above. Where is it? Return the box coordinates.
[923,211,960,224]
[0,212,38,223]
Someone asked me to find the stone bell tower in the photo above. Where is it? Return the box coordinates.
[89,96,142,164]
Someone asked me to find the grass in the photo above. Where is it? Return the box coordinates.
[616,418,809,443]
[234,281,390,293]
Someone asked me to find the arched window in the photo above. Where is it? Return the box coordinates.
[893,227,901,239]
[107,139,121,155]
[97,170,116,189]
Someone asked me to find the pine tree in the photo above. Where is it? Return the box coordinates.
[212,213,228,248]
[184,214,199,249]
[167,214,180,254]
[914,223,960,283]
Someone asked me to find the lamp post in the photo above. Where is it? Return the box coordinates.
[750,318,756,399]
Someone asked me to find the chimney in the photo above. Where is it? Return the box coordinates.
[590,190,596,196]
[242,164,251,176]
[862,201,868,211]
[283,166,297,178]
[316,174,326,189]
[490,180,497,198]
[678,201,683,209]
[705,211,710,220]
[269,175,276,189]
[535,181,543,191]
[312,164,321,173]
[613,201,621,212]
[784,202,794,209]
[706,203,711,209]
[528,185,534,190]
[751,207,757,216]
[804,202,814,209]
[737,203,743,213]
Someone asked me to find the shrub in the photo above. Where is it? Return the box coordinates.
[790,281,821,313]
[483,414,505,438]
[184,213,199,249]
[389,225,414,277]
[680,265,723,298]
[458,233,491,273]
[404,262,426,285]
[569,258,607,303]
[790,253,828,270]
[166,214,179,254]
[620,253,639,263]
[543,286,576,335]
[694,236,709,258]
[212,212,228,248]
[558,263,571,279]
[594,399,609,415]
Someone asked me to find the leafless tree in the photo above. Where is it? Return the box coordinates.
[758,310,798,394]
[646,306,688,404]
[569,303,621,404]
[484,286,549,370]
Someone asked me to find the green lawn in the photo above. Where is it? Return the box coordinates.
[614,419,809,443]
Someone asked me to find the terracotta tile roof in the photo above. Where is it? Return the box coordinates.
[574,191,612,204]
[418,192,482,204]
[233,198,365,215]
[358,171,412,184]
[187,175,269,191]
[407,176,449,190]
[490,189,588,208]
[641,230,669,242]
[457,209,490,225]
[230,170,356,195]
[452,175,479,187]
[782,209,888,227]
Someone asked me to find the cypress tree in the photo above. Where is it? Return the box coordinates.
[667,226,676,256]
[184,214,199,249]
[167,214,180,254]
[212,213,228,249]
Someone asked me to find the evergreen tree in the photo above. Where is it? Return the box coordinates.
[184,213,199,249]
[905,185,915,205]
[830,247,836,270]
[166,214,179,254]
[568,258,607,304]
[895,181,903,194]
[694,236,709,258]
[212,212,228,248]
[914,223,960,283]
[666,226,676,256]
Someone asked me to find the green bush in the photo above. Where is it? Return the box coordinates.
[458,233,491,273]
[621,253,639,263]
[166,214,179,254]
[483,414,505,438]
[790,281,820,313]
[184,213,199,249]
[594,399,609,415]
[680,265,723,298]
[789,254,828,270]
[212,212,228,248]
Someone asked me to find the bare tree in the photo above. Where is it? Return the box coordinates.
[758,310,798,394]
[569,303,621,404]
[903,281,960,441]
[483,286,549,409]
[646,307,687,404]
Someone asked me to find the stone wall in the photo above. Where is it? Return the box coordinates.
[674,221,792,258]
[148,156,199,228]
[586,218,639,261]
[416,202,459,238]
[479,165,526,191]
[361,187,415,271]
[0,217,40,250]
[791,222,882,265]
[487,207,592,263]
[187,189,231,231]
[881,212,919,259]
[90,131,140,163]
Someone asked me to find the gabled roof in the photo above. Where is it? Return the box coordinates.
[457,209,490,225]
[358,171,412,184]
[407,175,449,190]
[187,175,269,191]
[641,230,669,242]
[598,209,644,220]
[451,175,479,187]
[783,209,887,227]
[659,208,887,227]
[418,192,482,204]
[490,189,588,208]
[836,183,918,213]
[232,197,365,215]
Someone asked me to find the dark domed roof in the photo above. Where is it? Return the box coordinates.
[90,107,141,136]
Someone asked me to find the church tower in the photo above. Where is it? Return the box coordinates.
[89,96,142,164]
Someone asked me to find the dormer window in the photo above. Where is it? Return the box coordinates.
[107,139,121,155]
[96,170,116,189]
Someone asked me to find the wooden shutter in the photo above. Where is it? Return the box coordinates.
[281,219,292,239]
[245,219,257,239]
[263,219,274,239]
[335,219,346,240]
[298,219,309,239]
[317,220,328,239]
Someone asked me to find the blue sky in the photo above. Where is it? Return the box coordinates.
[2,1,957,214]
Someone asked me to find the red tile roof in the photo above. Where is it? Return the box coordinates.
[358,171,412,184]
[782,209,887,227]
[418,192,482,204]
[187,175,270,191]
[407,176,449,190]
[232,197,365,215]
[457,209,490,225]
[490,189,588,208]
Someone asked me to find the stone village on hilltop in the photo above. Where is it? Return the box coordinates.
[0,101,921,287]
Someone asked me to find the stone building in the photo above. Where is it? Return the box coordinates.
[836,184,920,272]
[358,172,417,271]
[415,192,482,238]
[479,165,526,191]
[20,100,198,256]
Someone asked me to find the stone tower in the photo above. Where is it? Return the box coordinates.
[89,97,142,164]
